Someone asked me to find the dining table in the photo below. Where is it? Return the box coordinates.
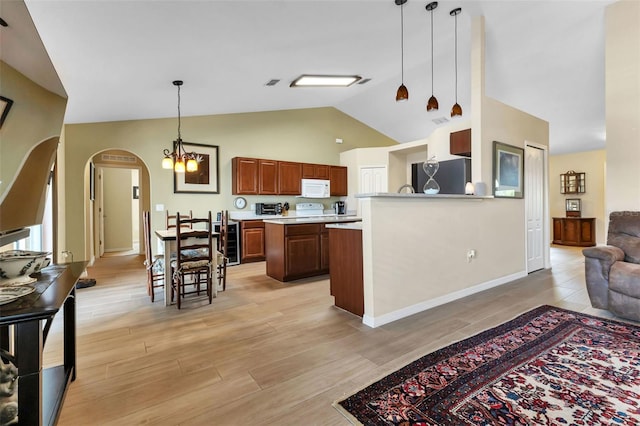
[154,228,219,306]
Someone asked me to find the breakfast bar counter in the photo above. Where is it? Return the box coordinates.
[264,216,361,282]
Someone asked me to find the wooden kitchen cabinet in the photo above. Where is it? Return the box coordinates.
[450,128,471,157]
[232,156,348,196]
[278,161,302,195]
[266,222,337,281]
[320,230,330,271]
[259,159,278,195]
[241,220,266,262]
[552,217,596,247]
[302,163,330,179]
[329,166,348,196]
[232,157,259,194]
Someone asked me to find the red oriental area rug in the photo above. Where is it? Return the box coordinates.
[335,305,640,425]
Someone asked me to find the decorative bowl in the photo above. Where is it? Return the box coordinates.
[0,250,51,279]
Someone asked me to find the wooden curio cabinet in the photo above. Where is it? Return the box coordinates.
[560,171,585,194]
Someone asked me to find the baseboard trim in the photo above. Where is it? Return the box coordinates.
[362,270,527,328]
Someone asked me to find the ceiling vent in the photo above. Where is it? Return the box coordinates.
[101,154,137,163]
[265,79,280,86]
[432,117,449,125]
[358,78,371,85]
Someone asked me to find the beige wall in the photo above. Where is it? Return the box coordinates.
[63,107,397,260]
[549,150,606,244]
[359,16,549,326]
[605,0,640,213]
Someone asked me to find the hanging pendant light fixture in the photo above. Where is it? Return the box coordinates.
[426,1,439,111]
[450,7,462,117]
[395,0,409,102]
[162,80,198,173]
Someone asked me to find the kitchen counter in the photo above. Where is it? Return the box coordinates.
[230,211,358,221]
[263,216,361,225]
[356,192,492,199]
[325,222,363,231]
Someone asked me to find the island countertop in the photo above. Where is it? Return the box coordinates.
[262,216,361,225]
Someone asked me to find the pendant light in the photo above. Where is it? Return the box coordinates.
[426,2,439,111]
[395,0,409,102]
[162,80,198,173]
[450,7,462,117]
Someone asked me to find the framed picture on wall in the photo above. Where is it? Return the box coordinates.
[0,96,14,129]
[173,142,220,194]
[493,141,524,198]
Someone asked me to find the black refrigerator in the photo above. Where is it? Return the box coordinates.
[411,158,471,195]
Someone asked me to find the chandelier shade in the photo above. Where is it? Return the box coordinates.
[162,80,199,173]
[395,0,409,102]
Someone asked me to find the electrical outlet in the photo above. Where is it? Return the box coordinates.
[467,249,476,262]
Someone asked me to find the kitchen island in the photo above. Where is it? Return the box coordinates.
[264,216,361,282]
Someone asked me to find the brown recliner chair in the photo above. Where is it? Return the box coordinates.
[582,211,640,322]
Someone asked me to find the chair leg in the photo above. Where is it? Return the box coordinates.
[222,259,227,291]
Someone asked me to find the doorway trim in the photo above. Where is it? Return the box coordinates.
[84,150,150,263]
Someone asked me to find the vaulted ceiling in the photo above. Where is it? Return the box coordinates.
[4,1,613,154]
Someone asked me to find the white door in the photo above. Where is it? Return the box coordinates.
[525,145,545,272]
[360,166,387,193]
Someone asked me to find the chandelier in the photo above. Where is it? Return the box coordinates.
[162,80,198,173]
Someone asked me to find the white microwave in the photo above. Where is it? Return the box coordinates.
[300,179,330,198]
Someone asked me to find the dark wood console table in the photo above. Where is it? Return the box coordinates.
[0,261,86,425]
[552,217,596,247]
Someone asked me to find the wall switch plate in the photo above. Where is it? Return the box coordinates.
[155,204,165,211]
[335,138,343,144]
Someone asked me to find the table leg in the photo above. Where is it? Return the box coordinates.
[15,319,43,425]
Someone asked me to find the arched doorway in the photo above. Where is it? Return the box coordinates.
[84,149,151,263]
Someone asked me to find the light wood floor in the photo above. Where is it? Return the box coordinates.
[43,246,634,425]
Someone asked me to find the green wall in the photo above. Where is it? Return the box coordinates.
[0,61,66,203]
[63,107,397,260]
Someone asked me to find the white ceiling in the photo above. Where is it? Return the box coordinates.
[7,0,613,154]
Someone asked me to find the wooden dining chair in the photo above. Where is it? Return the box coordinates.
[142,211,164,302]
[166,210,193,230]
[216,210,229,291]
[170,211,214,309]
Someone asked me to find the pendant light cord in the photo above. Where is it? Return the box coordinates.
[454,11,458,103]
[430,9,434,95]
[177,84,182,141]
[400,3,405,84]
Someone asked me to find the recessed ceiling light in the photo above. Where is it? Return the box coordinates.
[290,75,362,88]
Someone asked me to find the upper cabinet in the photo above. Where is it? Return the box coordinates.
[302,163,330,179]
[232,157,348,196]
[450,128,471,157]
[232,157,259,194]
[329,166,348,196]
[258,159,278,195]
[278,161,302,195]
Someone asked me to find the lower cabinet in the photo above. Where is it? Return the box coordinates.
[241,220,266,262]
[552,217,596,247]
[266,222,332,281]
